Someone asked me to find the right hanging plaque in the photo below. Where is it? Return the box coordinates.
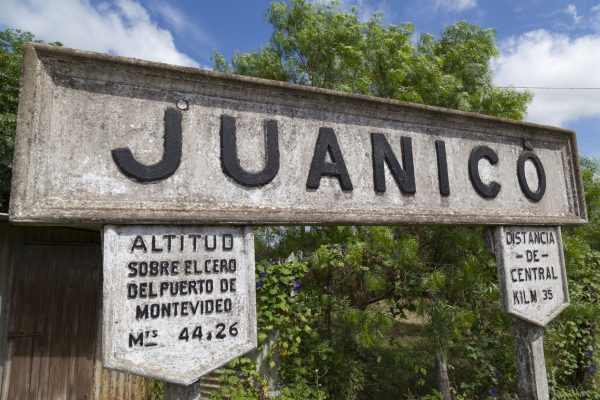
[493,226,569,326]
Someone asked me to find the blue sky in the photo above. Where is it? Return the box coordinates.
[2,0,600,156]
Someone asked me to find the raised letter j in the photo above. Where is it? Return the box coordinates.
[112,107,182,182]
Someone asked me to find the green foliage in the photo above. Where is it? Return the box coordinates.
[145,379,164,399]
[0,29,61,212]
[213,161,600,400]
[208,1,548,398]
[212,0,531,119]
[211,258,318,399]
[399,226,517,398]
[545,158,600,398]
[210,357,266,399]
[254,259,313,360]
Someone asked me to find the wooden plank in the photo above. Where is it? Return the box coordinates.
[4,247,34,398]
[37,248,59,400]
[0,345,11,400]
[48,247,72,398]
[29,244,99,399]
[0,221,150,399]
[0,215,15,395]
[28,246,54,400]
[66,260,81,400]
[92,310,151,400]
[0,219,13,399]
[74,254,101,399]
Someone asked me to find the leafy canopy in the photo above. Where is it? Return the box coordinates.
[213,0,531,119]
[210,1,545,399]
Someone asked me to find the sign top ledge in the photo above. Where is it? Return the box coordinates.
[26,43,576,139]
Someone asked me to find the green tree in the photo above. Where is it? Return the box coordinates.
[213,1,531,117]
[544,158,600,399]
[211,1,535,399]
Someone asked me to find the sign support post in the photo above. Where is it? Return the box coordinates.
[163,382,202,400]
[511,318,549,400]
[490,226,569,400]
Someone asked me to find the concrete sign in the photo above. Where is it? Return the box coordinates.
[493,226,569,326]
[10,45,586,226]
[102,225,256,384]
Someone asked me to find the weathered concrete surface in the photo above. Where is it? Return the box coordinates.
[512,318,549,400]
[494,226,568,326]
[10,44,587,226]
[102,225,256,385]
[163,382,202,400]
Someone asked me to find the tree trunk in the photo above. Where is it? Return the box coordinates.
[435,348,452,400]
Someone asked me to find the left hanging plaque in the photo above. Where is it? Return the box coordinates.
[102,225,257,385]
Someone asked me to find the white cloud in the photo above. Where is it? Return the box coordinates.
[592,3,600,31]
[150,1,186,28]
[0,0,199,67]
[566,4,582,24]
[495,29,600,126]
[147,0,213,47]
[434,0,477,12]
